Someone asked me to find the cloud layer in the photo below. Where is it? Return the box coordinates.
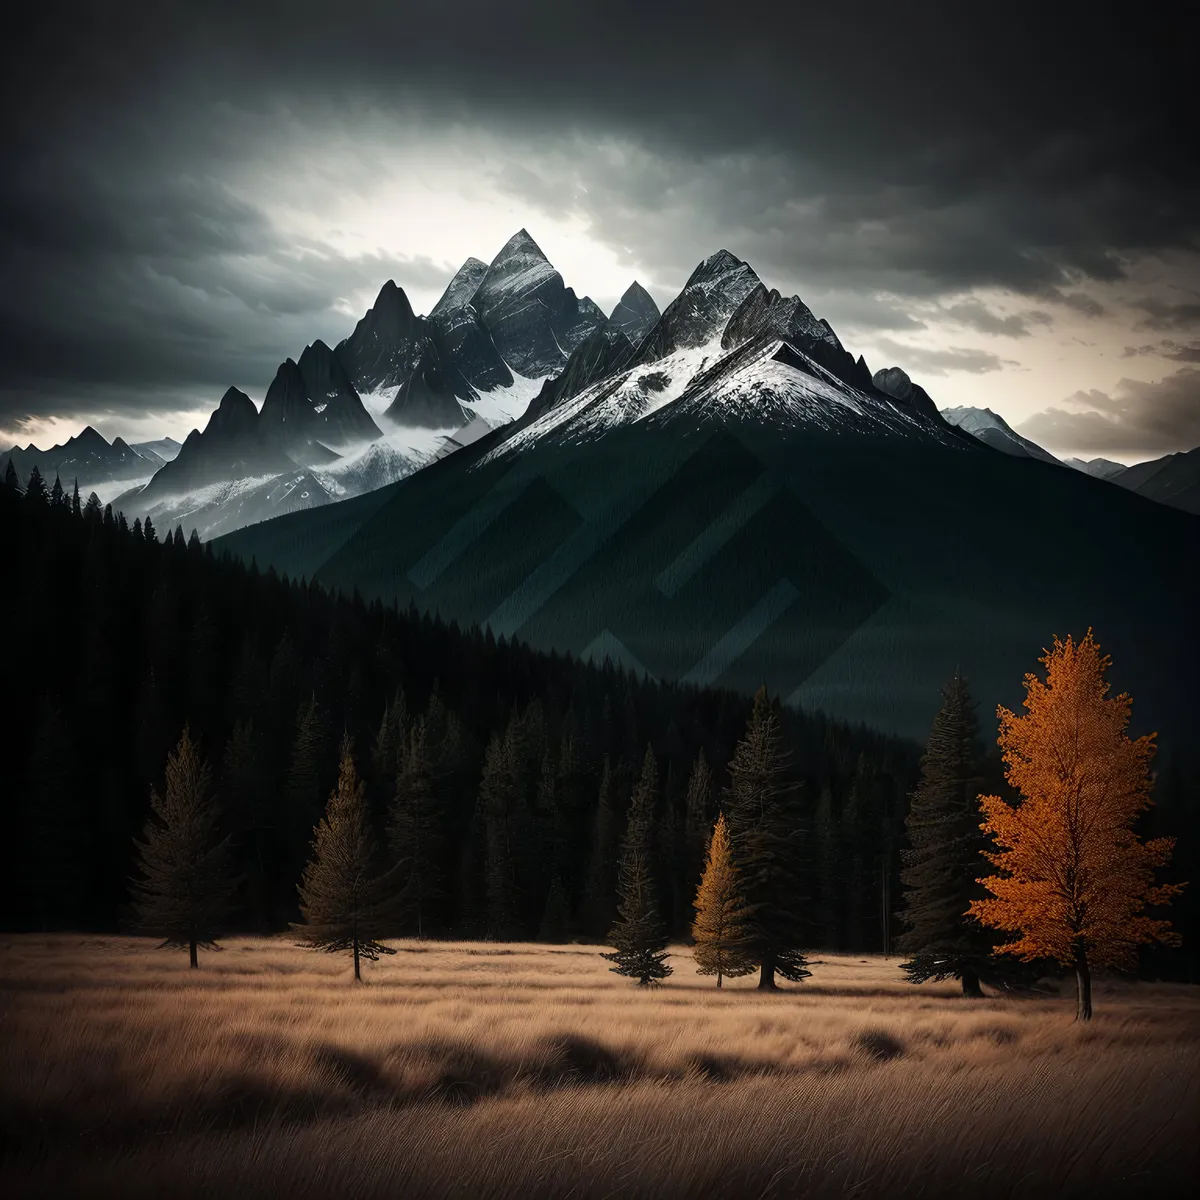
[1,1,1197,452]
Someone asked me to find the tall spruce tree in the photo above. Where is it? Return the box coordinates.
[50,474,64,508]
[684,749,715,895]
[293,736,397,981]
[581,755,621,937]
[896,670,998,996]
[128,726,239,967]
[387,716,446,938]
[603,746,671,984]
[24,464,47,506]
[3,459,19,491]
[285,695,327,873]
[479,729,521,939]
[71,479,81,516]
[723,687,811,989]
[692,814,755,986]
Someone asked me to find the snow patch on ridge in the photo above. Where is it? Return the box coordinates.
[463,369,550,426]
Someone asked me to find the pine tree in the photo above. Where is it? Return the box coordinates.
[969,632,1185,1020]
[293,736,398,981]
[71,479,81,516]
[387,716,446,938]
[128,726,240,967]
[479,729,521,939]
[50,474,64,509]
[692,814,755,986]
[24,464,47,506]
[897,670,997,996]
[285,696,327,871]
[581,755,621,937]
[143,515,156,543]
[603,746,671,984]
[3,460,19,491]
[684,749,715,895]
[723,687,811,989]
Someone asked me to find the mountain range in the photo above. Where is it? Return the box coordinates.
[93,230,662,540]
[0,427,180,495]
[209,243,1200,748]
[8,230,1197,745]
[937,407,1200,516]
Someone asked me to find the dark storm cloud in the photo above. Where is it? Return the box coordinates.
[1017,368,1200,456]
[1133,298,1200,331]
[937,301,1053,339]
[1,0,1196,431]
[869,339,1019,378]
[1122,342,1200,363]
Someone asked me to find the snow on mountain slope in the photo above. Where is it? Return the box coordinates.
[941,405,1060,463]
[313,428,449,497]
[489,330,954,463]
[114,470,333,541]
[460,368,550,427]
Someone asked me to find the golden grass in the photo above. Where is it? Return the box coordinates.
[2,935,1197,1197]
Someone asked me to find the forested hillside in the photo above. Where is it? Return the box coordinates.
[2,482,919,949]
[3,479,1192,977]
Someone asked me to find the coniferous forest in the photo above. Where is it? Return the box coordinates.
[2,473,1195,980]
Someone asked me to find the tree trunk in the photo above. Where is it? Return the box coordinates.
[961,968,983,998]
[716,972,723,988]
[1074,945,1092,1021]
[189,936,198,969]
[353,935,361,982]
[757,951,777,991]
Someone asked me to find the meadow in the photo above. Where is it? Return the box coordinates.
[2,935,1197,1198]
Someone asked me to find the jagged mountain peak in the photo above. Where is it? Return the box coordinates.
[213,386,258,422]
[609,282,660,345]
[430,256,489,318]
[494,227,548,261]
[630,250,760,363]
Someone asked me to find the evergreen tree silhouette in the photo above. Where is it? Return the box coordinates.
[128,726,240,967]
[387,716,446,938]
[24,464,47,506]
[293,736,398,981]
[897,670,998,995]
[604,746,671,984]
[723,687,811,989]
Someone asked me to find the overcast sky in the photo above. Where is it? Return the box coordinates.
[1,1,1196,463]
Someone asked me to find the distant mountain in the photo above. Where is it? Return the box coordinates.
[940,405,1060,463]
[0,425,160,490]
[132,436,181,464]
[1064,456,1128,480]
[131,387,300,500]
[609,282,660,345]
[1112,448,1200,515]
[1063,450,1199,514]
[212,244,1199,753]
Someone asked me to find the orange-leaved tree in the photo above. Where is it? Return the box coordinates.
[968,631,1185,1020]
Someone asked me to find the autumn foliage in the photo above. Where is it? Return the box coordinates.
[692,814,755,986]
[969,631,1184,1017]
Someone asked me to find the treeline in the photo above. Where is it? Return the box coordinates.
[3,472,922,949]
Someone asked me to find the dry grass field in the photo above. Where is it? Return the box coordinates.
[1,935,1197,1198]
